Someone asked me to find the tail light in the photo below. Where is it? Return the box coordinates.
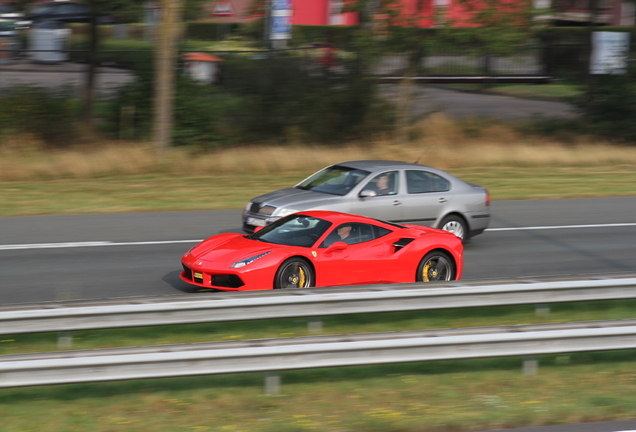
[485,189,490,207]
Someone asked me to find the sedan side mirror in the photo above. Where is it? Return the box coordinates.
[325,241,348,254]
[253,226,264,233]
[359,189,377,198]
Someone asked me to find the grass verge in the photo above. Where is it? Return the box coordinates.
[2,115,636,216]
[1,357,636,432]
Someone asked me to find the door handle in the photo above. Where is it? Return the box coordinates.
[392,200,401,206]
[438,198,447,203]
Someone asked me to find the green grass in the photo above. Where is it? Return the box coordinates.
[2,167,636,217]
[1,358,636,432]
[443,83,582,101]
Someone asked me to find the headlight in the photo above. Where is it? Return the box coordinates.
[244,202,252,212]
[275,208,299,218]
[231,251,272,268]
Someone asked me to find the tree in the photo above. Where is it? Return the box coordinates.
[345,0,535,142]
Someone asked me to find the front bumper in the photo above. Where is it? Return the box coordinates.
[180,261,275,291]
[242,212,281,233]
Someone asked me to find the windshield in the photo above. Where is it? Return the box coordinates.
[296,165,370,196]
[250,214,332,247]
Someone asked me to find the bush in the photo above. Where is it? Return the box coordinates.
[0,85,78,146]
[103,50,394,146]
[103,54,243,146]
[577,75,636,142]
[186,22,240,41]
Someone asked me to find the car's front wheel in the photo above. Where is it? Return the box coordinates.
[416,251,456,282]
[274,258,314,289]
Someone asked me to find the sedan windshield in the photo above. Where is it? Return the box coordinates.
[250,214,332,247]
[296,165,370,196]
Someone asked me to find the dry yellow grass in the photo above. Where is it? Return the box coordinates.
[2,114,636,182]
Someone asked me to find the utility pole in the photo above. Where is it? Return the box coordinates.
[154,0,182,157]
[82,0,99,131]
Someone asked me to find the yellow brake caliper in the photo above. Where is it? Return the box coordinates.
[298,267,306,287]
[422,262,431,282]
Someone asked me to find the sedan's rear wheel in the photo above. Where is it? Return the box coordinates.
[439,215,468,242]
[274,258,314,289]
[416,251,455,282]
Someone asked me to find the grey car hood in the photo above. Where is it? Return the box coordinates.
[251,187,344,210]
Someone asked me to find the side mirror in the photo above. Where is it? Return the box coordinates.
[253,226,264,233]
[325,241,348,254]
[359,189,377,198]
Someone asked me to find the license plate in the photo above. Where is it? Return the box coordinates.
[246,217,266,227]
[194,272,203,279]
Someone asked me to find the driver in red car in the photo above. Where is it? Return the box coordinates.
[324,224,355,246]
[337,225,352,242]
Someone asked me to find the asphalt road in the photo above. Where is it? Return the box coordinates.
[1,196,635,305]
[380,84,577,120]
[0,58,134,97]
[477,420,636,432]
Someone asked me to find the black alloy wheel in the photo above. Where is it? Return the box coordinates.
[274,258,314,289]
[416,251,455,282]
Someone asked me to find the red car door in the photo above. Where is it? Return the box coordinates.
[314,222,395,287]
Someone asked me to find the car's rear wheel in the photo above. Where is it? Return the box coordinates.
[416,251,455,282]
[439,215,468,242]
[274,258,314,289]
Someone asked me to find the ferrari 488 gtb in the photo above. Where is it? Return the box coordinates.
[180,211,463,291]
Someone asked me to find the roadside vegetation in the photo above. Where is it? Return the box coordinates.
[1,114,636,216]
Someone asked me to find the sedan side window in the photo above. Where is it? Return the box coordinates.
[363,171,399,196]
[406,170,450,193]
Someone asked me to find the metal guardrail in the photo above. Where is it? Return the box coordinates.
[2,319,636,388]
[2,275,636,335]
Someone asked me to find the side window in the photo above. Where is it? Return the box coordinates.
[406,170,450,193]
[364,171,399,196]
[320,223,392,247]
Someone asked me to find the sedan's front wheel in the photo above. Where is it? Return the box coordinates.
[274,258,314,289]
[416,251,456,282]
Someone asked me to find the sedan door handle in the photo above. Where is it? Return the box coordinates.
[438,198,447,204]
[392,200,401,206]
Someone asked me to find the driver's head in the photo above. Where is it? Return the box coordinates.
[377,174,389,190]
[338,225,351,239]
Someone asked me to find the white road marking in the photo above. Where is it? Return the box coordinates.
[487,223,636,232]
[1,222,636,251]
[0,240,203,251]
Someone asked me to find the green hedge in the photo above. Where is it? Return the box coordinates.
[185,22,240,40]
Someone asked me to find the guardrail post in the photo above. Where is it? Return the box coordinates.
[523,356,538,376]
[535,304,550,315]
[264,371,281,395]
[307,317,323,333]
[57,331,73,349]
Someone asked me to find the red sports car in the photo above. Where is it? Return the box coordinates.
[180,211,463,291]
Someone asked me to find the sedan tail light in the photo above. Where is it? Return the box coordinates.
[485,189,490,207]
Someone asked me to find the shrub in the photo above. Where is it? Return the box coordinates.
[0,85,78,146]
[103,50,394,146]
[577,75,636,142]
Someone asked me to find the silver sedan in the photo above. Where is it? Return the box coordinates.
[242,160,490,241]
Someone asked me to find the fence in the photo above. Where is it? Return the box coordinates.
[2,275,636,391]
[3,275,636,336]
